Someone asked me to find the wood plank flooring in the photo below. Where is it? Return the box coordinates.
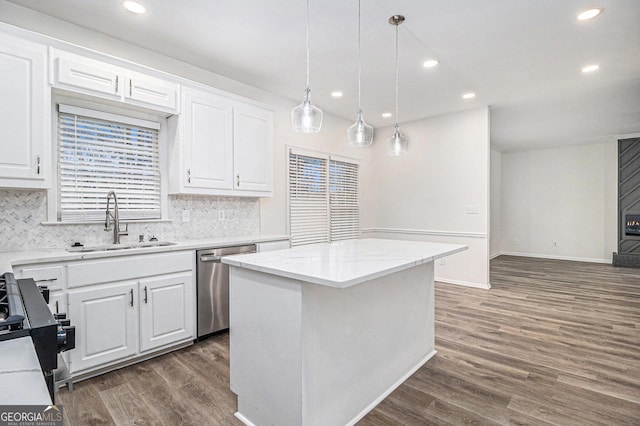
[58,256,640,425]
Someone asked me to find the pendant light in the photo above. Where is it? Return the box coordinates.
[347,0,374,147]
[291,0,323,133]
[386,15,408,156]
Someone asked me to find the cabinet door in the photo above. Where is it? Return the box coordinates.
[233,103,273,193]
[126,72,179,112]
[0,34,48,187]
[68,282,138,373]
[54,56,121,99]
[139,272,194,352]
[182,87,234,190]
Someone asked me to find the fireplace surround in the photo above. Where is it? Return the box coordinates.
[613,137,640,268]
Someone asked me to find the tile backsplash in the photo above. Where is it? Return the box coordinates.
[0,189,260,251]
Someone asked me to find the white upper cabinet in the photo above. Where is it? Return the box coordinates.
[50,49,179,113]
[233,103,273,193]
[54,54,121,99]
[180,87,234,191]
[169,85,273,197]
[0,33,50,189]
[126,70,179,111]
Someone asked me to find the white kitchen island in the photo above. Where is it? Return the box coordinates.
[222,239,467,426]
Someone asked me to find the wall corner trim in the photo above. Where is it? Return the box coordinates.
[361,228,488,239]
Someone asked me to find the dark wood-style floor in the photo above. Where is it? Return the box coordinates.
[58,256,640,425]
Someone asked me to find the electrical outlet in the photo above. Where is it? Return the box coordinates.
[218,210,225,221]
[513,238,519,246]
[465,205,479,214]
[182,210,191,223]
[440,257,446,265]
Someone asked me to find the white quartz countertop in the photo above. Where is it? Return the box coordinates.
[0,337,52,405]
[222,238,467,288]
[0,234,289,271]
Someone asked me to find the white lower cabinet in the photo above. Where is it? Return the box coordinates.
[139,272,194,352]
[19,251,198,376]
[68,281,138,373]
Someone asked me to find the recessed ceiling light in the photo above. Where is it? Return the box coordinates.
[462,93,476,100]
[423,59,439,68]
[581,64,600,73]
[331,91,343,98]
[577,8,602,21]
[123,1,146,14]
[382,112,392,118]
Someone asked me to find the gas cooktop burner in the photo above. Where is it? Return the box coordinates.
[0,273,26,331]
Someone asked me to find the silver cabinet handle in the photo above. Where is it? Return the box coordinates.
[236,174,240,187]
[115,75,119,93]
[144,286,148,304]
[129,288,134,307]
[36,155,41,175]
[187,168,191,183]
[129,79,132,97]
[199,255,222,263]
[34,278,57,283]
[55,300,59,314]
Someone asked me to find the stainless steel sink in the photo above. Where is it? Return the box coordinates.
[66,241,176,253]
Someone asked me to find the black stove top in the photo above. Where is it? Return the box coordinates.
[0,272,76,402]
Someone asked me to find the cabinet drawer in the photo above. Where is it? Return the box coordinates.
[16,265,64,291]
[67,251,193,288]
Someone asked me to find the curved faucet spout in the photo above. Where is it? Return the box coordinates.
[105,191,127,244]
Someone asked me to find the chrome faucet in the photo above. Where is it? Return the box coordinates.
[105,191,128,244]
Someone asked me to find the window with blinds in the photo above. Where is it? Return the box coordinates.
[57,105,161,222]
[288,148,360,247]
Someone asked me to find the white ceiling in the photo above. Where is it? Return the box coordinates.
[7,0,640,151]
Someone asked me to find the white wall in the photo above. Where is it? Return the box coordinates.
[362,108,491,288]
[500,142,617,263]
[490,148,503,257]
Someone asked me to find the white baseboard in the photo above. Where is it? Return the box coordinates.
[489,251,503,260]
[499,251,611,264]
[436,277,491,289]
[234,412,256,426]
[345,349,437,426]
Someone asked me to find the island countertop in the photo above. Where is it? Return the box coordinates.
[222,238,467,288]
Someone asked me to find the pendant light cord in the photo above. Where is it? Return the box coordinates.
[394,22,399,125]
[357,0,362,111]
[306,0,310,90]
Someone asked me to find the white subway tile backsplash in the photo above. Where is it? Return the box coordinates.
[0,190,259,251]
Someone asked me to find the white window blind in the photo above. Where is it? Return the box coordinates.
[288,148,360,247]
[329,159,360,241]
[58,105,161,222]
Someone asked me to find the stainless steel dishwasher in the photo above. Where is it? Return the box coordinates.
[197,244,256,337]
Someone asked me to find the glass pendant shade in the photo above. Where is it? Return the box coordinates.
[387,15,409,156]
[347,110,374,147]
[292,88,323,133]
[386,124,408,156]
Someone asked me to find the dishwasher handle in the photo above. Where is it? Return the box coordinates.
[199,255,222,263]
